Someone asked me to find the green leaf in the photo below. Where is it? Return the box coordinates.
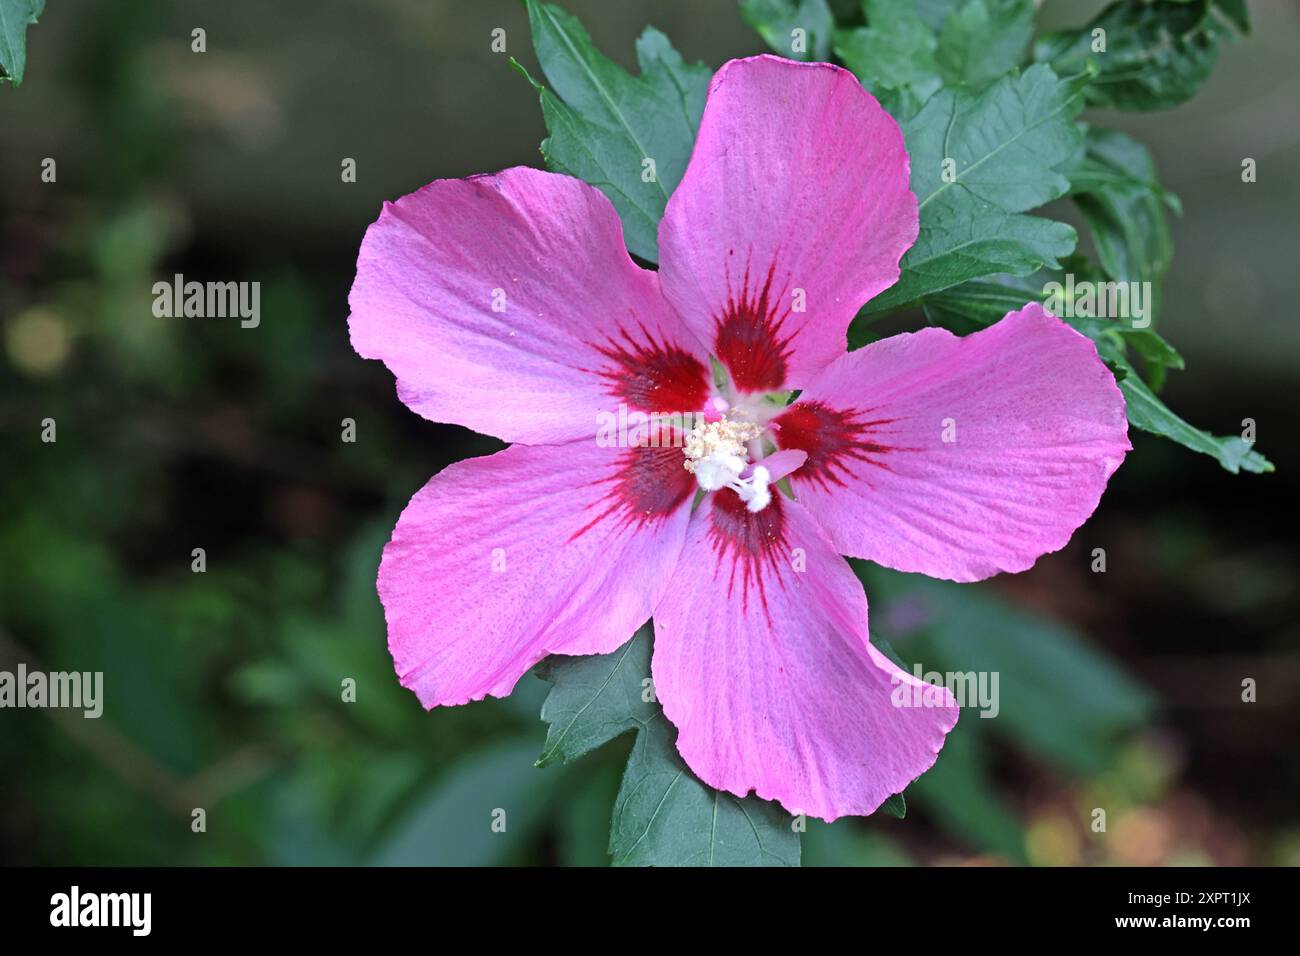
[1070,313,1184,390]
[536,627,801,866]
[0,0,44,85]
[1112,353,1274,475]
[907,64,1085,227]
[1068,127,1180,338]
[834,0,941,104]
[1034,0,1245,112]
[611,709,800,866]
[880,792,907,819]
[921,273,1045,332]
[924,270,1182,375]
[519,0,710,263]
[934,0,1034,89]
[739,0,835,62]
[535,626,657,767]
[863,65,1087,315]
[870,207,1076,316]
[1116,325,1183,379]
[1068,127,1183,223]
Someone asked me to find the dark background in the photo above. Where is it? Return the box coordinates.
[1,0,1297,865]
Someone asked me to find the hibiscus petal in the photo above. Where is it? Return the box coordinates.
[658,55,918,393]
[774,303,1131,582]
[350,167,710,445]
[652,491,958,821]
[382,440,694,707]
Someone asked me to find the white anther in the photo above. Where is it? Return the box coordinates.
[692,452,746,491]
[683,418,774,511]
[738,465,772,513]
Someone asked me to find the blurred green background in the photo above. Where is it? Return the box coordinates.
[2,0,1298,866]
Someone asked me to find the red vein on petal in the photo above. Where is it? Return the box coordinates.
[707,490,788,623]
[586,321,711,415]
[570,446,695,541]
[773,401,907,490]
[713,254,795,393]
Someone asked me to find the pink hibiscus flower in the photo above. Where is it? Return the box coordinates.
[348,56,1131,820]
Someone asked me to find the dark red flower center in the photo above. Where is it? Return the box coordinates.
[589,323,710,415]
[773,401,901,489]
[707,488,788,619]
[712,258,795,393]
[571,446,696,541]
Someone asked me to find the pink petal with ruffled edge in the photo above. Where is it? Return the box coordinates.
[658,56,918,394]
[774,303,1131,582]
[382,440,694,707]
[651,491,958,821]
[349,167,711,446]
